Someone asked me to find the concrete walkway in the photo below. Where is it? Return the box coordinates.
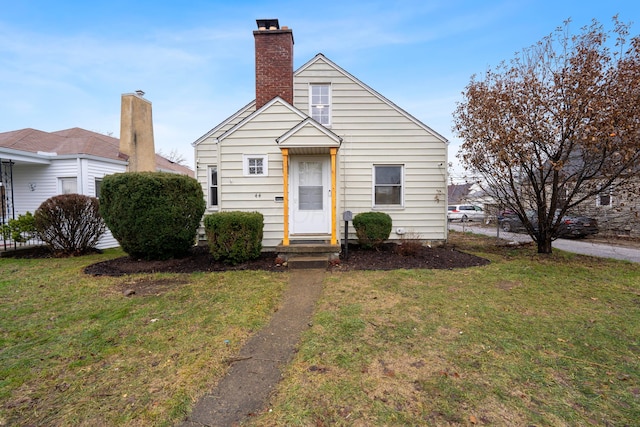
[179,269,325,427]
[449,222,640,263]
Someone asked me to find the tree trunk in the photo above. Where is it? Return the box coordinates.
[537,232,553,254]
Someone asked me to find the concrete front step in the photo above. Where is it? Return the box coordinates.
[287,255,329,269]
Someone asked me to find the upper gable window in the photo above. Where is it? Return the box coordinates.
[310,84,331,126]
[243,154,268,177]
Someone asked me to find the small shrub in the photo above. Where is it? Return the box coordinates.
[100,172,205,260]
[204,211,263,265]
[395,230,424,256]
[34,194,106,255]
[2,212,37,242]
[352,211,392,249]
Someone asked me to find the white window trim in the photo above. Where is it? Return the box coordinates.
[242,154,268,177]
[596,191,613,207]
[372,164,404,209]
[94,178,103,198]
[208,166,219,209]
[309,83,332,127]
[59,177,78,195]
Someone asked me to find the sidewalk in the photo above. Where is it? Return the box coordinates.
[449,222,640,263]
[179,269,325,427]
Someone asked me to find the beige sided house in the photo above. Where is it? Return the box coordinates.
[193,19,448,253]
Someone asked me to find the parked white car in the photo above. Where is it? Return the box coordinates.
[448,205,484,222]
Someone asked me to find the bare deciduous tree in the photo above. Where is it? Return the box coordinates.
[453,17,640,253]
[157,148,187,165]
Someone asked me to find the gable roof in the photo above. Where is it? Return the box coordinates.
[216,97,308,143]
[277,117,342,145]
[447,183,472,204]
[192,53,449,148]
[276,117,342,155]
[0,127,193,176]
[192,100,257,146]
[295,54,449,144]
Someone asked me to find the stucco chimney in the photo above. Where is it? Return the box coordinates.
[119,91,156,172]
[253,19,294,109]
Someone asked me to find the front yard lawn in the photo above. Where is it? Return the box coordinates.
[1,233,639,426]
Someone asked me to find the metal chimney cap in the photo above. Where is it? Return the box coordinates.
[135,90,145,97]
[256,19,279,30]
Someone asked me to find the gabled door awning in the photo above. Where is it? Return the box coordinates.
[276,118,342,155]
[278,118,341,246]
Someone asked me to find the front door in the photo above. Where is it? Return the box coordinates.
[290,156,331,235]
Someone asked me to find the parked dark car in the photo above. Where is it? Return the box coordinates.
[498,210,598,238]
[556,215,599,238]
[497,210,527,233]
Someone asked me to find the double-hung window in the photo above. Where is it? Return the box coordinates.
[209,166,218,207]
[373,165,403,207]
[310,84,331,126]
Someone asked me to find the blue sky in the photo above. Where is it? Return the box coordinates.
[1,0,638,181]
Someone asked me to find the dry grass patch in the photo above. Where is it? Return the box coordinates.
[249,237,640,426]
[0,249,287,426]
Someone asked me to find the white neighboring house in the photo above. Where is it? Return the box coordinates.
[193,19,449,251]
[1,122,193,249]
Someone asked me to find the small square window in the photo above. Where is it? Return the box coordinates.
[597,192,612,207]
[243,155,268,177]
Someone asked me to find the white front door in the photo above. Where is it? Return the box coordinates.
[290,157,331,235]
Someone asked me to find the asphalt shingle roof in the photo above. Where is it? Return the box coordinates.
[0,127,193,176]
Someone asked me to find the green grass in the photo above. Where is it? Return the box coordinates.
[1,234,639,426]
[248,233,640,426]
[0,249,287,426]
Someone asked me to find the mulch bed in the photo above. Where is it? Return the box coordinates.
[82,243,489,276]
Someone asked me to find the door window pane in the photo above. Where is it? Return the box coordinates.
[298,161,323,210]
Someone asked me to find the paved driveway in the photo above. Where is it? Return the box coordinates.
[448,222,640,263]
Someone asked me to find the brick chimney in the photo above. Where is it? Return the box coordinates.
[119,91,156,172]
[253,19,294,109]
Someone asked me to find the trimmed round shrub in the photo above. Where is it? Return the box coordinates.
[34,194,106,255]
[352,211,392,249]
[100,172,205,260]
[204,211,263,265]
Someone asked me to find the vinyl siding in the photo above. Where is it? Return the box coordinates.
[195,101,306,247]
[195,105,256,214]
[86,160,126,248]
[194,55,449,247]
[295,56,448,241]
[216,101,303,247]
[10,158,125,249]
